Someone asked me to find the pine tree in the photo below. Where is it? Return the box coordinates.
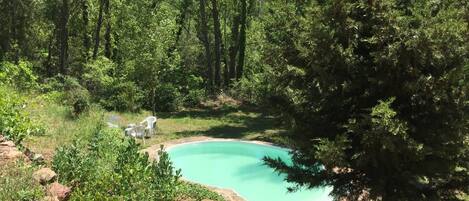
[264,1,469,200]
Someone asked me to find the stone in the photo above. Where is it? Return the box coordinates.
[0,135,5,142]
[42,196,59,201]
[32,153,44,163]
[48,182,71,201]
[33,168,57,185]
[1,149,24,160]
[0,141,15,147]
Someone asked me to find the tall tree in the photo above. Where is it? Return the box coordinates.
[58,0,69,75]
[264,1,469,200]
[82,0,90,61]
[198,0,213,90]
[168,0,192,56]
[228,1,240,83]
[93,0,105,59]
[236,0,246,80]
[0,0,32,62]
[210,0,222,88]
[103,0,111,58]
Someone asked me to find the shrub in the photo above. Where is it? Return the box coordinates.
[152,83,182,112]
[52,125,183,200]
[230,71,273,105]
[40,76,65,93]
[182,75,206,107]
[82,57,115,94]
[0,86,44,144]
[184,89,205,107]
[99,80,143,112]
[70,89,91,117]
[0,60,38,90]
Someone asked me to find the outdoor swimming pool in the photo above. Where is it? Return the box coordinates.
[167,141,332,201]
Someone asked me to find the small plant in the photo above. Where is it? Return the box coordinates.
[0,60,38,90]
[0,86,44,144]
[0,162,45,201]
[52,125,186,200]
[67,88,91,117]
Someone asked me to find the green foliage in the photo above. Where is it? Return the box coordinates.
[82,57,114,91]
[0,60,38,90]
[61,77,91,117]
[81,57,144,112]
[230,71,273,105]
[184,89,205,107]
[52,125,182,200]
[99,80,143,112]
[0,86,44,144]
[178,183,225,201]
[183,75,206,107]
[153,83,183,112]
[264,0,468,200]
[0,162,45,201]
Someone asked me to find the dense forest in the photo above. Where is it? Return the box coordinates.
[0,0,468,200]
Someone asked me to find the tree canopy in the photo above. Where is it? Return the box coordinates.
[0,0,467,200]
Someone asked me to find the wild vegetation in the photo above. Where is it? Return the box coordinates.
[0,0,467,201]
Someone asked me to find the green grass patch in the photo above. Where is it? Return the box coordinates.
[0,162,45,201]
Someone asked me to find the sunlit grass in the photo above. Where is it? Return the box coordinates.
[23,94,287,162]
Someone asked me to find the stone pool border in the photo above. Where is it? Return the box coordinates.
[142,136,288,201]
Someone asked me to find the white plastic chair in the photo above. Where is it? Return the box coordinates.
[125,124,146,144]
[140,116,157,137]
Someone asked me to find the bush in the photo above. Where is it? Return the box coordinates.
[230,71,273,105]
[61,77,91,117]
[184,89,205,107]
[99,80,143,112]
[0,86,44,144]
[52,125,183,200]
[152,83,182,112]
[0,60,38,90]
[82,57,115,94]
[182,75,206,107]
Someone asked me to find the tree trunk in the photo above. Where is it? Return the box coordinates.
[46,34,54,76]
[93,0,104,59]
[228,9,240,83]
[82,0,90,61]
[236,0,247,80]
[58,0,69,75]
[210,0,222,89]
[104,0,111,58]
[168,0,191,56]
[198,0,213,90]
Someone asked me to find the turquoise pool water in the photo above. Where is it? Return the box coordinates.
[167,141,332,201]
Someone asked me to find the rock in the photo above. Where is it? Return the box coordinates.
[42,196,59,201]
[1,149,24,160]
[33,168,57,185]
[48,182,71,201]
[0,135,5,142]
[32,153,45,163]
[0,141,15,147]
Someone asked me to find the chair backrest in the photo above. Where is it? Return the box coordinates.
[141,116,157,129]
